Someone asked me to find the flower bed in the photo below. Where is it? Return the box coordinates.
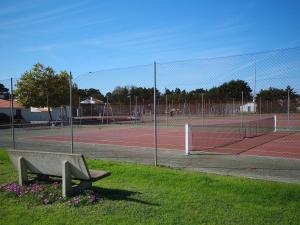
[0,181,98,207]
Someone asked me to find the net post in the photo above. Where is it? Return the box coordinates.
[185,123,190,155]
[274,114,277,132]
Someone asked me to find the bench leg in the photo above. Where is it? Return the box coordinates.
[62,161,72,198]
[76,180,92,192]
[37,174,50,181]
[18,157,28,186]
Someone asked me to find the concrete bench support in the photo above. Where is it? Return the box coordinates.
[18,157,28,186]
[62,161,72,198]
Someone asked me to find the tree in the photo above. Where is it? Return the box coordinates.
[164,88,187,103]
[106,86,156,104]
[76,88,105,102]
[0,82,9,100]
[257,86,298,101]
[15,63,71,121]
[188,88,206,101]
[157,80,252,104]
[206,80,252,101]
[106,86,130,103]
[256,86,299,113]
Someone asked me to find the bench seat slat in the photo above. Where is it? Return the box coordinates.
[89,170,111,181]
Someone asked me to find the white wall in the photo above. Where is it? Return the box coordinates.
[0,106,70,122]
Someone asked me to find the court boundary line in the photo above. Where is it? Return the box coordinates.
[236,131,299,155]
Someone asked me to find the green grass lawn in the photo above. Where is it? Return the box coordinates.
[0,150,300,225]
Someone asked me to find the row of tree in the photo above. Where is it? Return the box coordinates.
[105,79,253,104]
[0,63,299,111]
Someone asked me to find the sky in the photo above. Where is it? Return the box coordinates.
[0,0,300,93]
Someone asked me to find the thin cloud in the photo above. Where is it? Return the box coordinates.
[21,25,188,52]
[22,43,64,52]
[17,17,116,36]
[0,1,35,17]
[0,1,89,29]
[81,25,189,49]
[200,21,252,39]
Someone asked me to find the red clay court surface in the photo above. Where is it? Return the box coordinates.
[31,126,300,160]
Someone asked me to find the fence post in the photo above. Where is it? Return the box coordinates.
[241,91,244,123]
[241,91,244,137]
[254,59,257,113]
[10,78,15,149]
[153,61,158,166]
[134,96,137,124]
[129,95,132,116]
[259,97,262,119]
[232,98,235,116]
[287,89,290,130]
[106,97,109,124]
[165,94,168,126]
[201,93,204,126]
[274,115,277,132]
[69,72,73,154]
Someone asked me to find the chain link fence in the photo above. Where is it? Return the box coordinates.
[0,47,300,164]
[72,64,156,164]
[9,76,72,153]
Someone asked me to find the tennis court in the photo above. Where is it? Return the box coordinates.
[24,115,300,160]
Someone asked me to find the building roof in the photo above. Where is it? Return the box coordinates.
[80,97,104,105]
[0,99,23,109]
[30,107,49,112]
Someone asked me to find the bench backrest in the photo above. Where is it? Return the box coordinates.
[8,150,91,180]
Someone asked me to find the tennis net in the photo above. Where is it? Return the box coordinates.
[185,116,276,154]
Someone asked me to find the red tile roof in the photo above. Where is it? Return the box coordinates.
[0,99,23,109]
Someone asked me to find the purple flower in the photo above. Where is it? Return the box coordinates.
[74,196,81,205]
[1,181,98,207]
[52,182,60,189]
[43,198,50,205]
[87,194,96,203]
[0,182,27,196]
[30,183,43,194]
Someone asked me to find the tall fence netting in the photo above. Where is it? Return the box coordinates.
[156,47,300,156]
[1,47,299,162]
[10,76,71,152]
[73,65,155,163]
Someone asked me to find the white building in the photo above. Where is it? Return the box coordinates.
[240,102,257,113]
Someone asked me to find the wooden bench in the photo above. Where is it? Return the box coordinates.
[7,149,111,197]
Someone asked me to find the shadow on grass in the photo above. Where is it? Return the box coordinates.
[25,177,157,206]
[91,186,158,206]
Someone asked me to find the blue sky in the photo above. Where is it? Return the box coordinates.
[0,0,300,93]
